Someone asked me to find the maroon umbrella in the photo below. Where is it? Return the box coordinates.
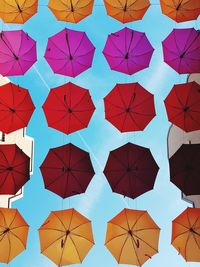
[104,82,156,132]
[162,28,200,74]
[104,143,159,199]
[169,144,200,196]
[40,143,95,198]
[0,144,30,195]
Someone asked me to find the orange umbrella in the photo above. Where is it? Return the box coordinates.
[104,0,150,23]
[48,0,94,23]
[0,208,29,264]
[160,0,200,22]
[0,0,38,24]
[105,208,160,266]
[38,208,94,266]
[172,207,200,262]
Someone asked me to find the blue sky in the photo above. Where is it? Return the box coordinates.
[1,0,200,266]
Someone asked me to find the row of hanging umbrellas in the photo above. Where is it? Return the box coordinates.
[0,27,199,77]
[1,206,200,265]
[0,80,199,136]
[0,0,199,24]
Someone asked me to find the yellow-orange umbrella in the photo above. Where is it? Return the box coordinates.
[172,207,200,262]
[38,208,94,266]
[104,0,150,23]
[48,0,94,23]
[105,208,160,266]
[0,208,29,264]
[160,0,200,23]
[0,0,38,24]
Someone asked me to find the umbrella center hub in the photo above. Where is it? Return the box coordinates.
[183,106,189,112]
[62,167,71,172]
[180,52,186,59]
[69,54,73,60]
[126,108,130,113]
[124,3,127,11]
[176,3,181,10]
[66,230,70,236]
[9,107,16,113]
[189,228,196,234]
[7,166,13,171]
[128,230,133,236]
[3,228,10,234]
[127,167,132,172]
[68,108,72,113]
[124,52,129,60]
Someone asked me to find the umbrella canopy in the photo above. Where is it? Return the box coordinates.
[0,207,29,264]
[172,207,200,262]
[105,208,160,266]
[0,30,37,76]
[0,144,30,195]
[40,143,95,199]
[162,28,200,74]
[48,0,94,23]
[42,82,95,135]
[169,143,200,196]
[0,0,38,24]
[103,27,154,75]
[160,0,200,23]
[44,28,95,77]
[104,82,156,132]
[38,208,94,266]
[0,82,35,134]
[104,0,150,23]
[164,82,200,132]
[104,143,159,199]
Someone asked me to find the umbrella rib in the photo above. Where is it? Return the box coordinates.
[108,221,129,232]
[9,230,26,249]
[0,171,10,191]
[0,210,7,228]
[105,232,127,245]
[130,236,142,266]
[112,172,129,191]
[129,112,144,130]
[69,171,85,192]
[44,172,67,188]
[108,35,124,57]
[70,221,91,232]
[41,233,66,253]
[7,233,11,263]
[68,208,75,230]
[131,212,146,231]
[132,231,158,252]
[184,232,191,261]
[52,212,67,231]
[71,232,94,244]
[9,209,18,228]
[69,235,82,263]
[72,32,86,57]
[118,235,130,263]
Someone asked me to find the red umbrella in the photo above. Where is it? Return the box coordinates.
[0,144,30,195]
[104,82,156,132]
[0,82,35,134]
[40,143,95,199]
[164,82,200,132]
[42,82,95,135]
[104,143,159,199]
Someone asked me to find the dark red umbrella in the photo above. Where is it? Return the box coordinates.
[169,144,200,196]
[164,82,200,132]
[0,144,30,195]
[40,143,95,199]
[42,82,95,135]
[0,82,35,134]
[104,82,156,132]
[104,143,159,199]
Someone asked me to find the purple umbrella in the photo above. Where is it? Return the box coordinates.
[44,28,95,78]
[0,30,37,76]
[102,27,154,75]
[162,28,200,74]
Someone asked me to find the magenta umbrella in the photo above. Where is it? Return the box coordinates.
[44,28,95,78]
[162,28,200,74]
[103,27,154,75]
[0,30,37,76]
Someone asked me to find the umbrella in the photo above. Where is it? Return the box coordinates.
[104,0,150,23]
[0,0,38,24]
[40,143,95,199]
[104,142,159,199]
[42,82,95,135]
[38,208,94,266]
[162,28,200,74]
[0,30,37,76]
[0,82,35,134]
[169,143,200,196]
[44,28,95,77]
[160,0,200,23]
[48,0,94,23]
[0,144,30,195]
[104,82,156,132]
[0,207,29,264]
[164,82,200,132]
[103,27,154,75]
[172,207,200,262]
[105,208,160,266]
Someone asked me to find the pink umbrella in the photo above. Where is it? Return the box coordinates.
[103,27,154,75]
[162,28,200,74]
[0,30,37,76]
[44,28,95,78]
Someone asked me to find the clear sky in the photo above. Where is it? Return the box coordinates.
[2,0,200,266]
